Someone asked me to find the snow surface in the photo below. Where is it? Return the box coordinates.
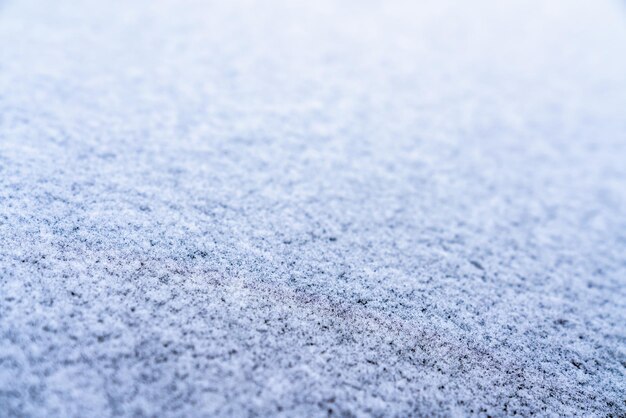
[1,0,626,416]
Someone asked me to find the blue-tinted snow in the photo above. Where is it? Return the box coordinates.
[1,0,625,416]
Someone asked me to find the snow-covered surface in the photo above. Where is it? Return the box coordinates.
[1,0,626,416]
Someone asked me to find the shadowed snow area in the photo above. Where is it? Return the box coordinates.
[1,0,626,416]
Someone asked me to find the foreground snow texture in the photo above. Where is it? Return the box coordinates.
[1,0,626,416]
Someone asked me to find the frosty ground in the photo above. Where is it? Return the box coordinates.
[1,0,625,416]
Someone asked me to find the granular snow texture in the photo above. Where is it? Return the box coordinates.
[1,0,626,416]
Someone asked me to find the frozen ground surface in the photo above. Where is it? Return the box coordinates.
[1,0,626,416]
